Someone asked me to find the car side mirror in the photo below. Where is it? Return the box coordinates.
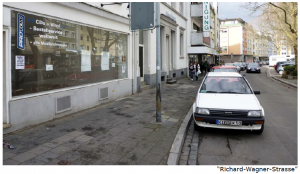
[254,91,260,95]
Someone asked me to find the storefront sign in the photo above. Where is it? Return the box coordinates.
[17,13,25,50]
[81,50,91,72]
[15,55,25,69]
[203,2,210,37]
[101,52,110,71]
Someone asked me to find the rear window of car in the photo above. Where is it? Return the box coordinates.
[200,76,252,94]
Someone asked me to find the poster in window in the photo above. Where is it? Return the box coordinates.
[46,64,53,71]
[15,55,25,69]
[122,55,126,62]
[101,52,110,71]
[81,50,91,72]
[122,65,126,73]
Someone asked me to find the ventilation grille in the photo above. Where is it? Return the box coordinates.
[99,87,109,101]
[56,96,72,114]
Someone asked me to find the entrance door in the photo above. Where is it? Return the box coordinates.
[3,30,8,124]
[139,46,144,81]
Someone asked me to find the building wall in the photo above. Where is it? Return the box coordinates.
[3,2,134,133]
[228,26,242,55]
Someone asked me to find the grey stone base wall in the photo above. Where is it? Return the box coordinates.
[144,73,156,88]
[137,76,141,93]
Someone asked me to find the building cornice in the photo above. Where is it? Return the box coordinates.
[161,2,188,21]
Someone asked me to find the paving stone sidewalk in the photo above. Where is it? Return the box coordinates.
[3,76,203,165]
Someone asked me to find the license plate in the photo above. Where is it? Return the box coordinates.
[251,69,255,71]
[216,120,242,126]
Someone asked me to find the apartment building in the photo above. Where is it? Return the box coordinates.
[219,18,253,63]
[187,2,220,65]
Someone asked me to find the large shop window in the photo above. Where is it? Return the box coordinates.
[11,11,128,97]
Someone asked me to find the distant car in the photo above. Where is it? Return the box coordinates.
[225,63,241,72]
[275,61,293,70]
[246,63,261,73]
[193,72,264,134]
[211,66,238,72]
[277,63,295,75]
[234,62,245,71]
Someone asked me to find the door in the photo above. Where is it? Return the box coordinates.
[3,30,8,124]
[139,46,144,81]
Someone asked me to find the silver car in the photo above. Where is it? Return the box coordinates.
[225,63,241,72]
[277,63,295,75]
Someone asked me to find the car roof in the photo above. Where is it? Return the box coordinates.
[207,72,242,77]
[213,66,236,69]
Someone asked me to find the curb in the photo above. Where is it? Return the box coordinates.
[266,67,297,89]
[167,105,193,165]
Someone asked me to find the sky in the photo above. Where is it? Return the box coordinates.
[218,2,262,28]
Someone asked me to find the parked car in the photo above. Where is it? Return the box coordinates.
[275,61,293,70]
[277,63,295,75]
[211,66,238,72]
[193,72,264,134]
[234,62,245,71]
[246,63,261,73]
[225,63,241,72]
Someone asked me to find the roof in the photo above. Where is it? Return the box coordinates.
[220,18,246,23]
[212,66,236,69]
[207,72,242,77]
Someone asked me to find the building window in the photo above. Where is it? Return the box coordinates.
[87,36,89,41]
[193,23,200,32]
[65,31,69,37]
[222,46,227,51]
[10,10,129,97]
[222,30,227,33]
[180,33,183,56]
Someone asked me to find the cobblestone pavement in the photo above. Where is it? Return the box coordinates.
[268,66,297,86]
[3,76,203,165]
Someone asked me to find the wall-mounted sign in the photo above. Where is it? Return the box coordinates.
[203,2,210,37]
[46,64,53,71]
[17,13,25,50]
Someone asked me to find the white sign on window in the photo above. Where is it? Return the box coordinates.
[101,52,110,71]
[46,64,53,71]
[203,2,210,37]
[81,50,91,72]
[15,55,25,69]
[112,63,115,67]
[122,65,126,73]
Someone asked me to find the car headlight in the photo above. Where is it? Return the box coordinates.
[197,108,210,115]
[257,67,260,70]
[248,111,262,117]
[248,68,250,70]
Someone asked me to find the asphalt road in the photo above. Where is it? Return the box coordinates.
[181,66,297,165]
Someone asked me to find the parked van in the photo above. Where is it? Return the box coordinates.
[269,55,295,67]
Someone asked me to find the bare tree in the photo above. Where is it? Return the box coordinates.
[241,2,298,70]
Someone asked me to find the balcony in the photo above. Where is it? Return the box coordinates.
[191,32,203,45]
[191,3,203,17]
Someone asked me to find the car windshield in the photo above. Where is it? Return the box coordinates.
[213,69,237,72]
[199,76,252,94]
[248,63,259,66]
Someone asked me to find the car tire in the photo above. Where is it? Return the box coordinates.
[253,124,264,134]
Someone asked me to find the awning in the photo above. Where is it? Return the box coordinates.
[187,46,218,55]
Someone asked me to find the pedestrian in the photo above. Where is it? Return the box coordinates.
[207,62,211,72]
[189,62,195,81]
[200,62,204,75]
[195,63,201,81]
[204,61,208,74]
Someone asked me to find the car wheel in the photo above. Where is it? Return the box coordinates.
[253,124,264,134]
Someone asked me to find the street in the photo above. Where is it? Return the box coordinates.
[180,66,297,165]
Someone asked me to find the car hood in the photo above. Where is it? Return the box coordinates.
[196,93,261,110]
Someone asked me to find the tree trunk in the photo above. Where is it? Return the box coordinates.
[294,42,297,70]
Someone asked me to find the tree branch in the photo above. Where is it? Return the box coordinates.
[269,2,296,34]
